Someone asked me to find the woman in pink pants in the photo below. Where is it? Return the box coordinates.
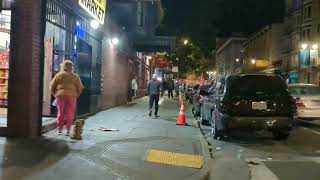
[50,60,83,136]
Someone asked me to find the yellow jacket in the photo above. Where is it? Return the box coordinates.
[50,71,84,97]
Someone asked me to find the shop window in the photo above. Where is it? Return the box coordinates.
[0,10,10,120]
[1,0,11,9]
[46,0,69,29]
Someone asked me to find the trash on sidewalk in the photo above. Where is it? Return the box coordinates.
[145,149,203,169]
[99,127,119,131]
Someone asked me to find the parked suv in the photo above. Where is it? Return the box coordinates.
[211,74,296,140]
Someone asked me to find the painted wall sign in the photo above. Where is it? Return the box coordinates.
[79,0,107,24]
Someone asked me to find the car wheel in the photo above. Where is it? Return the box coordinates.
[272,131,289,140]
[211,111,222,140]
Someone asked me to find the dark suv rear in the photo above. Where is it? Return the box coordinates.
[212,74,296,140]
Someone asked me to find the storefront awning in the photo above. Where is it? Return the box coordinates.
[132,35,176,52]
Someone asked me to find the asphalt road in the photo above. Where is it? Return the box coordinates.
[201,120,320,180]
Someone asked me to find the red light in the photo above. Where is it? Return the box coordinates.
[295,98,305,108]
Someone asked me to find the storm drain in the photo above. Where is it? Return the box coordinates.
[145,149,203,169]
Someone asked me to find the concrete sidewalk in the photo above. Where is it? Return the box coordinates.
[0,97,211,180]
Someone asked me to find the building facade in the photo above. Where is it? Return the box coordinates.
[243,24,284,73]
[215,37,247,76]
[282,0,320,84]
[0,0,173,137]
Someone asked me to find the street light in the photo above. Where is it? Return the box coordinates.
[312,44,318,50]
[302,43,308,49]
[111,37,119,45]
[235,58,240,62]
[251,59,256,64]
[90,20,99,29]
[183,39,189,45]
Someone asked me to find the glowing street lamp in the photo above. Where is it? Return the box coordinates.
[111,37,119,45]
[90,20,99,29]
[301,44,308,49]
[183,39,189,45]
[235,58,240,62]
[312,44,318,50]
[251,59,256,64]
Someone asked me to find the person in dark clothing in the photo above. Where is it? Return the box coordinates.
[147,74,161,117]
[167,79,174,99]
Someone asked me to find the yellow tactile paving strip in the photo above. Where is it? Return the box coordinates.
[145,149,204,169]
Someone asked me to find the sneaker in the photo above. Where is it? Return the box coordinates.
[57,131,62,135]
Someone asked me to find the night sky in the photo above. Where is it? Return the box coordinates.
[156,0,284,53]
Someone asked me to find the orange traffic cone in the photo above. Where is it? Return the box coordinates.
[176,100,187,126]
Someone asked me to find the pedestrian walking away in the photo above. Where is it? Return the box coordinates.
[50,60,84,136]
[167,78,174,99]
[147,74,161,117]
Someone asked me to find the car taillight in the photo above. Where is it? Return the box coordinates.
[295,98,305,108]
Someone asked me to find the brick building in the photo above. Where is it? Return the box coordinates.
[0,0,174,137]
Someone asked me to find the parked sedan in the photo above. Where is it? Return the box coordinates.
[288,83,320,120]
[211,74,296,140]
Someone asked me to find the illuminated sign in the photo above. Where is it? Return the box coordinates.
[79,0,107,24]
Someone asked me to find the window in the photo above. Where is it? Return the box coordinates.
[289,86,320,96]
[137,1,143,27]
[302,30,306,40]
[308,6,312,18]
[218,84,225,95]
[228,75,288,98]
[307,29,311,39]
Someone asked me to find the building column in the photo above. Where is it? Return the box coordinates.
[7,0,46,137]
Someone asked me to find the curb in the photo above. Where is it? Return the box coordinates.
[185,118,212,180]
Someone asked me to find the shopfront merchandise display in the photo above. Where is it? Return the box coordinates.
[0,51,9,108]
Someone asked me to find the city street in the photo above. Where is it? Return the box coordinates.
[0,97,210,180]
[201,120,320,180]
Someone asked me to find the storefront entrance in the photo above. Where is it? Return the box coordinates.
[75,39,92,115]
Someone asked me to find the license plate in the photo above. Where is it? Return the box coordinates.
[252,101,267,110]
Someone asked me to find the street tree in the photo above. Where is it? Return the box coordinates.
[167,40,209,78]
